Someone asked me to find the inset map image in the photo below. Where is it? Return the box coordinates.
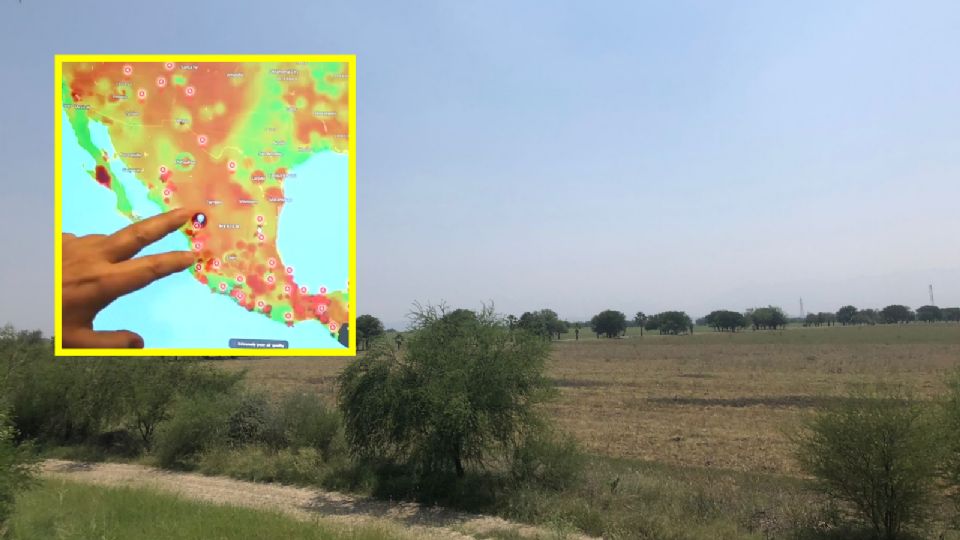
[56,55,354,355]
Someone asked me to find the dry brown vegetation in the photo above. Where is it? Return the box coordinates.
[219,323,960,477]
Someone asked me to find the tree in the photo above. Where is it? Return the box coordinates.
[518,309,565,340]
[836,305,858,326]
[915,305,942,323]
[356,314,385,351]
[633,312,647,336]
[881,305,914,324]
[942,307,960,322]
[337,304,551,479]
[644,314,660,333]
[704,310,746,332]
[506,314,517,330]
[746,306,788,330]
[590,310,627,338]
[654,311,693,335]
[795,388,941,539]
[853,308,880,325]
[550,318,570,340]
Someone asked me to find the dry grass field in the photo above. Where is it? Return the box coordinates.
[219,323,960,477]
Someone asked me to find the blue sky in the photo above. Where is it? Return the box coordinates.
[1,1,958,332]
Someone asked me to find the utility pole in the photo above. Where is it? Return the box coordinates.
[929,284,935,306]
[799,297,805,319]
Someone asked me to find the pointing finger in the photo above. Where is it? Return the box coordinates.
[104,208,195,262]
[101,251,195,299]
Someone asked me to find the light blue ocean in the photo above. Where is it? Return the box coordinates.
[61,111,348,350]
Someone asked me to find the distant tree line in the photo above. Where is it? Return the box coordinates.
[351,302,960,347]
[807,304,960,327]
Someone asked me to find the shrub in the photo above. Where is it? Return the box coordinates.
[5,357,129,444]
[152,393,235,468]
[122,358,243,449]
[0,406,36,532]
[510,428,583,491]
[225,393,270,448]
[0,331,244,451]
[338,304,552,482]
[273,393,344,460]
[794,388,942,539]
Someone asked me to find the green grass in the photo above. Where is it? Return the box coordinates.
[4,479,407,540]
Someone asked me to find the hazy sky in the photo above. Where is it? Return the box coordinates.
[2,1,958,333]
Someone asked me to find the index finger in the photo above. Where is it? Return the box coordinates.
[104,208,195,262]
[99,250,196,299]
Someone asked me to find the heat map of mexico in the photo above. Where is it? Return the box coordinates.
[56,55,355,355]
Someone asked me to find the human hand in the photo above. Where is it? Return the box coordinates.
[61,208,197,348]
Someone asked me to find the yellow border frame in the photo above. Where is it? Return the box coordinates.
[55,54,356,357]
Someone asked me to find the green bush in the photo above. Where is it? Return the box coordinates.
[510,428,583,491]
[152,394,235,468]
[122,359,243,449]
[338,304,553,485]
[273,393,344,460]
[5,357,129,444]
[225,393,270,448]
[0,407,36,533]
[0,328,244,452]
[794,388,942,539]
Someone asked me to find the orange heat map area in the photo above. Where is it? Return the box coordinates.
[62,60,350,340]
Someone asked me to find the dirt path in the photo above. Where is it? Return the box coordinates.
[41,460,590,540]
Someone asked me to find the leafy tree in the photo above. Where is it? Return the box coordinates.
[914,305,942,323]
[704,310,746,332]
[550,318,570,340]
[653,311,693,335]
[746,306,788,330]
[633,312,647,336]
[853,308,880,325]
[836,305,858,326]
[337,304,551,479]
[590,310,627,339]
[943,307,960,322]
[356,314,385,351]
[518,309,565,340]
[505,314,517,330]
[817,312,836,327]
[881,305,914,324]
[644,314,660,332]
[795,388,942,539]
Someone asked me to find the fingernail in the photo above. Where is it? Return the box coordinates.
[131,335,144,348]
